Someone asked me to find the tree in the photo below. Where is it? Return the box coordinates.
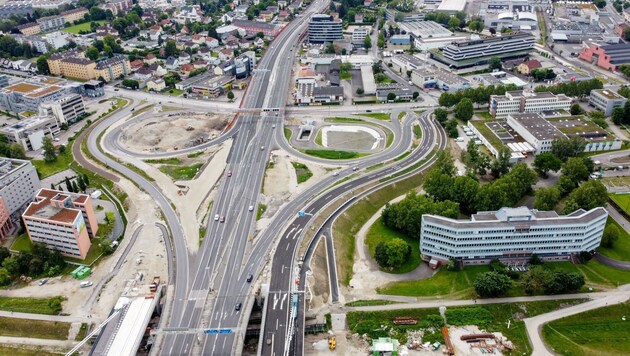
[356,88,364,95]
[325,43,335,54]
[563,180,608,214]
[447,16,461,30]
[570,103,584,115]
[364,35,372,49]
[121,79,139,89]
[65,176,73,192]
[82,174,90,186]
[562,157,590,183]
[491,146,511,179]
[386,92,396,101]
[474,271,512,297]
[165,40,177,57]
[0,246,9,266]
[612,107,625,125]
[602,223,620,248]
[454,98,473,121]
[412,91,419,100]
[0,268,10,286]
[451,175,479,214]
[533,187,561,211]
[434,108,448,124]
[488,56,502,70]
[551,136,587,162]
[227,91,234,101]
[468,20,484,32]
[77,175,86,192]
[36,56,50,74]
[72,181,79,194]
[374,238,410,268]
[86,46,100,60]
[462,139,480,170]
[42,137,56,163]
[8,143,25,159]
[533,152,562,177]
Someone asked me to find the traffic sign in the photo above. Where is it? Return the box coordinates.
[298,211,305,217]
[204,328,232,334]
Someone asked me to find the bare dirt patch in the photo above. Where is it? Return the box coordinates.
[120,112,230,152]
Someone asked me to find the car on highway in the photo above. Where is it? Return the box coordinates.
[249,205,254,212]
[272,124,276,128]
[38,278,48,286]
[130,108,135,112]
[220,216,225,223]
[261,146,265,150]
[227,170,232,177]
[235,302,242,311]
[352,167,358,171]
[214,214,219,221]
[247,274,253,282]
[333,172,339,176]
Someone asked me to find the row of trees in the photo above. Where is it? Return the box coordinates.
[0,133,26,159]
[530,68,557,82]
[611,101,630,126]
[438,84,520,109]
[533,78,603,98]
[57,174,90,193]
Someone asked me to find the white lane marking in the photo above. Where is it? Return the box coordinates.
[273,293,279,310]
[280,293,288,310]
[292,228,302,240]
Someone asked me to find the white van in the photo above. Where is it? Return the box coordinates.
[80,281,93,288]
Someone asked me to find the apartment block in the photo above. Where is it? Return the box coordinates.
[589,89,627,116]
[430,32,535,69]
[0,158,41,220]
[61,7,88,23]
[23,189,98,259]
[489,90,572,118]
[17,22,41,36]
[37,15,65,32]
[94,55,131,82]
[48,55,96,81]
[421,207,607,266]
[0,197,11,241]
[308,14,343,43]
[104,0,133,15]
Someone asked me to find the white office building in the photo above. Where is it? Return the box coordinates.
[421,207,608,265]
[39,94,85,125]
[589,89,627,116]
[308,14,343,43]
[490,90,572,118]
[0,158,41,219]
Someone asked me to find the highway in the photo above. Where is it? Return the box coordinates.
[259,110,445,356]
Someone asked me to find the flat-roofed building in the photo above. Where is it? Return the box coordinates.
[589,89,628,116]
[23,189,98,259]
[579,43,630,71]
[37,15,64,32]
[431,32,535,69]
[490,90,572,118]
[506,113,563,154]
[0,115,60,151]
[0,81,67,115]
[94,55,131,82]
[61,7,88,23]
[17,22,41,35]
[39,93,85,125]
[308,14,342,43]
[0,158,40,221]
[421,206,608,265]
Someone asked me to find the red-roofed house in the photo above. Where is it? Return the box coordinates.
[517,59,542,75]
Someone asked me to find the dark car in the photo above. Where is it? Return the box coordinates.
[235,302,242,311]
[220,216,225,223]
[246,274,253,283]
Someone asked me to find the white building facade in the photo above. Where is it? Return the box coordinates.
[421,207,608,265]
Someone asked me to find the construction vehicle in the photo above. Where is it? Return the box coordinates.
[328,335,336,351]
[149,276,160,292]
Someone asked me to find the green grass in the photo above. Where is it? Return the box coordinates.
[413,125,422,139]
[315,130,323,146]
[345,299,401,307]
[75,322,88,341]
[159,163,203,180]
[0,317,70,340]
[542,301,630,356]
[165,88,184,96]
[394,151,411,162]
[347,307,443,343]
[597,218,630,261]
[303,149,358,160]
[548,260,630,289]
[360,113,390,121]
[11,232,32,252]
[471,120,504,151]
[365,218,420,274]
[475,112,494,121]
[0,346,60,356]
[291,162,313,183]
[284,128,292,141]
[340,72,351,80]
[398,112,406,121]
[377,265,491,298]
[64,20,105,34]
[31,149,74,178]
[334,168,431,286]
[324,117,364,124]
[145,158,181,165]
[610,193,630,215]
[64,237,106,265]
[0,296,65,315]
[257,203,267,220]
[187,151,204,158]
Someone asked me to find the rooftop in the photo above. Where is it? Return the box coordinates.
[508,112,565,141]
[5,82,42,94]
[591,89,625,100]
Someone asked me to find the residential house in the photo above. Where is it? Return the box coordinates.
[193,59,207,69]
[17,22,41,36]
[517,59,542,75]
[180,63,195,76]
[219,48,234,61]
[206,37,219,48]
[95,25,119,40]
[174,5,202,24]
[165,56,179,70]
[254,37,265,47]
[259,10,274,22]
[178,52,191,64]
[130,59,144,71]
[191,34,205,44]
[147,78,165,92]
[144,53,157,65]
[133,67,153,81]
[148,63,167,77]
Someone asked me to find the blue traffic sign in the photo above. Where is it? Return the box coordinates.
[204,328,232,335]
[298,211,305,217]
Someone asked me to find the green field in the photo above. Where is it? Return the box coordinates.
[0,296,65,315]
[145,158,181,165]
[0,346,61,356]
[159,163,203,180]
[610,193,630,215]
[542,301,630,356]
[291,162,313,183]
[377,265,491,298]
[365,218,420,274]
[0,317,70,339]
[64,20,106,34]
[345,299,401,307]
[360,113,391,121]
[302,149,359,160]
[31,149,74,178]
[257,203,267,220]
[597,218,630,261]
